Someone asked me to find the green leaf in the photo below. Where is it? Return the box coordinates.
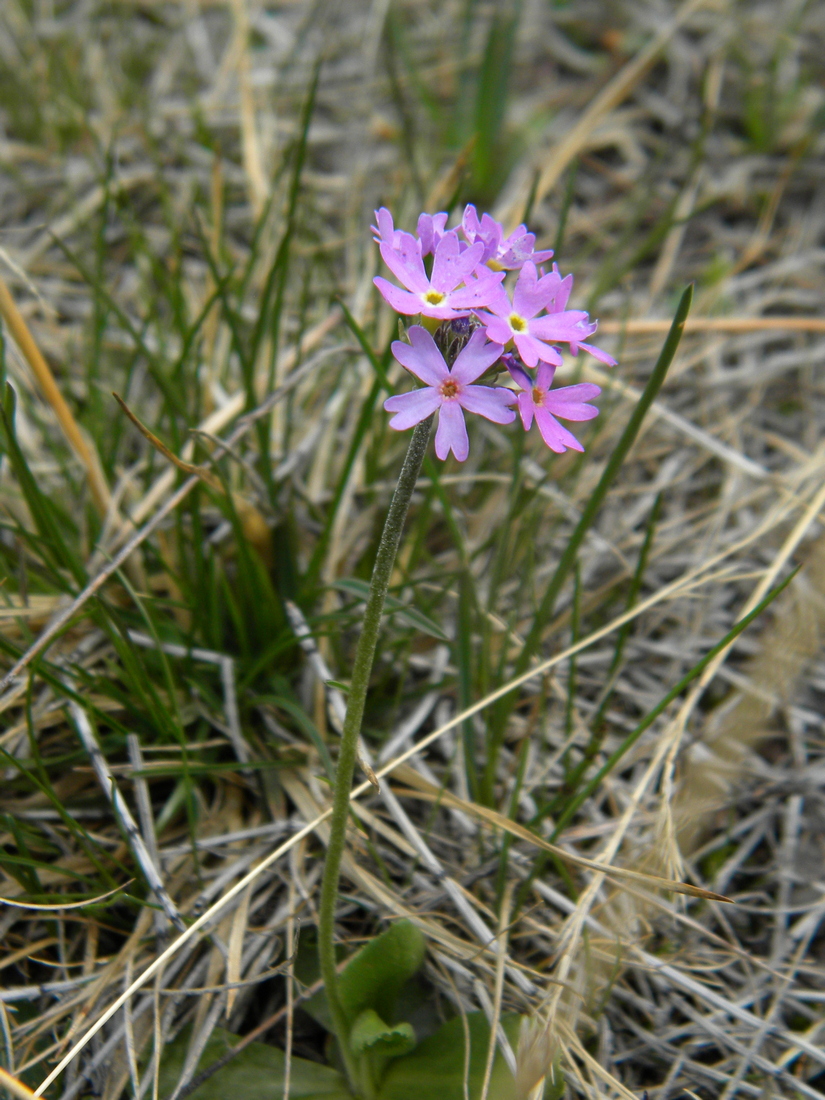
[333,578,449,642]
[306,920,427,1034]
[350,1009,417,1095]
[350,1010,416,1058]
[156,1025,352,1100]
[377,1012,523,1100]
[338,920,427,1027]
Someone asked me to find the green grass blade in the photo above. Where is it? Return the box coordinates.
[302,377,383,595]
[471,3,523,199]
[513,565,799,913]
[486,284,693,797]
[337,300,392,391]
[525,284,693,661]
[550,564,799,839]
[536,491,663,825]
[0,383,86,586]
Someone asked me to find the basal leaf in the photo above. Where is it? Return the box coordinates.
[350,1009,416,1058]
[156,1025,352,1100]
[338,919,427,1027]
[377,1012,523,1100]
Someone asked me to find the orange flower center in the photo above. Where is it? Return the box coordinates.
[440,379,460,399]
[532,387,545,406]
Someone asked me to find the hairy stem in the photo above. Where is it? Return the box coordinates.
[317,415,433,1093]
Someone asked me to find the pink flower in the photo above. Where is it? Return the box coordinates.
[372,207,449,257]
[371,207,404,250]
[505,357,601,453]
[385,327,515,461]
[461,205,554,270]
[475,261,599,367]
[374,230,504,320]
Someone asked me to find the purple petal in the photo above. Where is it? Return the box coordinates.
[479,212,503,240]
[534,267,565,300]
[544,383,601,422]
[535,362,557,390]
[416,213,434,257]
[451,328,505,384]
[419,301,467,320]
[530,311,597,343]
[477,312,514,346]
[511,263,541,319]
[435,401,469,461]
[514,332,563,369]
[544,272,574,313]
[500,224,528,248]
[451,273,506,311]
[379,235,428,293]
[391,326,449,386]
[417,212,449,257]
[476,214,503,263]
[499,229,548,269]
[371,207,394,245]
[503,355,532,391]
[374,278,429,316]
[458,384,516,424]
[516,391,535,430]
[462,204,482,239]
[578,341,617,367]
[534,407,585,453]
[512,263,567,317]
[461,205,503,259]
[384,387,442,430]
[431,233,485,293]
[513,332,540,368]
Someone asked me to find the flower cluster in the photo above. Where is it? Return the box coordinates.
[373,205,616,461]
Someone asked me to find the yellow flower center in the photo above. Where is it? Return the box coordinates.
[532,387,545,407]
[509,313,527,333]
[425,290,445,305]
[440,379,459,399]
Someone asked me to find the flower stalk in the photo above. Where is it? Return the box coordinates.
[317,413,433,1093]
[317,201,616,1092]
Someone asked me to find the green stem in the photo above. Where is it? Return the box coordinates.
[317,415,433,1095]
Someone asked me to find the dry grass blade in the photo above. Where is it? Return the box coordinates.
[4,3,825,1097]
[69,702,185,931]
[496,0,709,224]
[479,886,512,1100]
[112,394,224,493]
[0,884,129,910]
[599,316,825,334]
[0,273,111,516]
[391,767,731,902]
[0,1067,37,1100]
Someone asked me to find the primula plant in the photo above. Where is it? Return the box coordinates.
[313,206,618,1099]
[374,204,615,461]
